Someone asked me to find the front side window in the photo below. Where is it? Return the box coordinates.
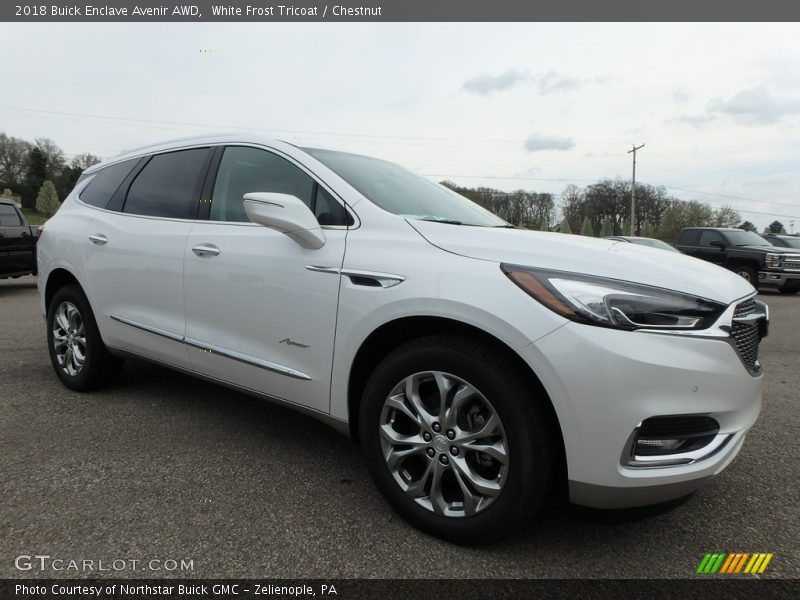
[210,147,315,223]
[0,204,22,227]
[124,148,209,218]
[724,230,772,247]
[698,230,725,247]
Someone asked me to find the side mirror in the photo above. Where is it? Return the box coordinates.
[710,240,726,250]
[243,192,325,250]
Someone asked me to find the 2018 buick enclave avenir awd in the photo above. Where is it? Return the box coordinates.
[38,134,767,543]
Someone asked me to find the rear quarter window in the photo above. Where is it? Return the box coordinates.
[79,159,140,208]
[679,230,701,245]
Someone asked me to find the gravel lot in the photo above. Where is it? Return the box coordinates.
[1,275,798,579]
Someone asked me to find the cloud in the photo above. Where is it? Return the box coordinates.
[523,133,575,152]
[461,69,588,96]
[671,114,716,127]
[671,87,690,103]
[461,69,529,96]
[707,86,800,125]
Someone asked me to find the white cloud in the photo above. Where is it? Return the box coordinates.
[523,133,575,152]
[707,86,800,125]
[462,69,529,96]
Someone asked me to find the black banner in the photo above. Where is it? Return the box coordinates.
[2,579,799,600]
[4,0,800,22]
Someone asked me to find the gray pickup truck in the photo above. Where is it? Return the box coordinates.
[0,199,38,279]
[674,227,800,294]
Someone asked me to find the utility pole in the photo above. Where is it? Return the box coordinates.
[628,143,645,236]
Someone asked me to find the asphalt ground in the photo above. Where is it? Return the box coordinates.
[1,275,798,579]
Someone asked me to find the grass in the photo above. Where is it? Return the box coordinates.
[21,208,47,225]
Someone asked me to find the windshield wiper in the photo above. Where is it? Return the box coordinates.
[417,217,464,225]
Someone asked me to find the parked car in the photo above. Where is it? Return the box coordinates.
[604,235,680,252]
[37,135,768,543]
[762,233,800,250]
[0,198,38,279]
[674,227,800,294]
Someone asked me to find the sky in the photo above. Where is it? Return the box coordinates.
[2,22,800,231]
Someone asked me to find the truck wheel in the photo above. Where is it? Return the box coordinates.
[359,334,555,544]
[732,265,757,284]
[47,284,123,391]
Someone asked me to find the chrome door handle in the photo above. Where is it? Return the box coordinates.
[88,234,108,245]
[192,243,220,257]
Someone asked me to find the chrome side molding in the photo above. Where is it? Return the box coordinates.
[109,315,311,381]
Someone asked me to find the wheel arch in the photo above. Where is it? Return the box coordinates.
[45,268,83,312]
[346,315,567,485]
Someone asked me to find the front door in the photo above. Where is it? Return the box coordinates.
[183,145,349,414]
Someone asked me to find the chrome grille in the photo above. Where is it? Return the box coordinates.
[732,299,760,373]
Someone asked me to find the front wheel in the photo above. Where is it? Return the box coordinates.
[47,284,123,391]
[359,335,556,544]
[732,265,758,284]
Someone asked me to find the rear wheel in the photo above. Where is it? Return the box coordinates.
[47,284,123,391]
[359,335,555,544]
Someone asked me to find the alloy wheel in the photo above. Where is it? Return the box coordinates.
[379,371,509,517]
[52,301,86,377]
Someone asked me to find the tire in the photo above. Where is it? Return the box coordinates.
[732,265,758,284]
[359,334,555,545]
[47,284,123,391]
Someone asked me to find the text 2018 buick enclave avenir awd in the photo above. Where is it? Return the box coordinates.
[38,134,767,543]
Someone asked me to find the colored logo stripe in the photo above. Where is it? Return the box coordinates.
[698,552,773,574]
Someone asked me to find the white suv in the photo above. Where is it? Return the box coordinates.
[38,134,767,543]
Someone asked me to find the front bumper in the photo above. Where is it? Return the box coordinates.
[759,270,800,289]
[519,318,762,509]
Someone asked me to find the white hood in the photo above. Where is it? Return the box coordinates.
[409,220,755,305]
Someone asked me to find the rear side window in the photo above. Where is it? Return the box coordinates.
[124,148,209,219]
[0,204,22,227]
[79,159,138,208]
[210,146,314,223]
[679,229,701,245]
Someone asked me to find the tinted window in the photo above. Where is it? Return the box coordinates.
[698,230,725,247]
[0,204,22,227]
[211,147,315,223]
[314,185,352,226]
[80,159,138,208]
[679,230,701,245]
[124,148,208,218]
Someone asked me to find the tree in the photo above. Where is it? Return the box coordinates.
[600,216,613,237]
[711,205,741,228]
[641,220,656,238]
[558,219,572,234]
[658,200,713,242]
[621,216,631,237]
[768,220,786,234]
[737,221,757,232]
[35,180,60,217]
[580,215,594,236]
[0,133,33,193]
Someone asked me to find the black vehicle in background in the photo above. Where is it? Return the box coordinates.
[674,227,800,294]
[0,199,38,279]
[762,233,800,250]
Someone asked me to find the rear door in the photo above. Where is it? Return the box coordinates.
[183,145,350,413]
[82,147,212,368]
[0,203,33,274]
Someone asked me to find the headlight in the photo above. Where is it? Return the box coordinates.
[501,264,726,331]
[765,253,782,269]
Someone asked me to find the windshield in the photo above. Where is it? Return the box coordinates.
[304,148,507,227]
[725,230,772,247]
[629,238,679,252]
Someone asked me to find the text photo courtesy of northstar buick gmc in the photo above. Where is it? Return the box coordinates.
[36,135,768,544]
